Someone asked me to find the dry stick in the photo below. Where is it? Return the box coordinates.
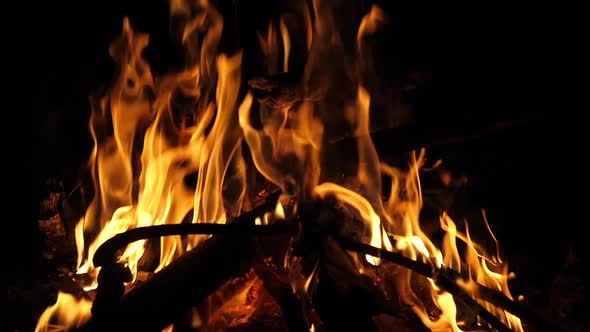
[442,268,564,332]
[93,190,285,267]
[335,238,563,332]
[93,223,297,267]
[433,274,512,332]
[335,238,508,332]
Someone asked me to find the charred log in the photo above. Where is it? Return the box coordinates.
[254,263,310,332]
[313,237,392,332]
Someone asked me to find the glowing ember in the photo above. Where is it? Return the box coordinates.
[35,1,525,331]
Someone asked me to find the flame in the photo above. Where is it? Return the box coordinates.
[275,201,286,220]
[304,261,319,293]
[257,21,280,74]
[36,1,525,331]
[357,5,387,47]
[35,292,92,332]
[279,18,291,72]
[75,16,154,280]
[239,95,323,199]
[314,182,391,265]
[441,213,461,271]
[72,0,246,286]
[462,222,524,331]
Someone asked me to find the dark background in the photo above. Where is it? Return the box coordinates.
[12,0,582,330]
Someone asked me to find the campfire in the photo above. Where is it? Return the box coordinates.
[32,1,565,331]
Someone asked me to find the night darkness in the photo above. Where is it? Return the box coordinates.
[12,0,583,330]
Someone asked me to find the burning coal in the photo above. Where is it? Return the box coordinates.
[35,1,529,331]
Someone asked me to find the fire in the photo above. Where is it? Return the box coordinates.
[36,0,525,331]
[313,182,393,265]
[35,292,92,332]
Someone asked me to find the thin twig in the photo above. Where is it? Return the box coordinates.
[335,238,563,332]
[93,191,287,266]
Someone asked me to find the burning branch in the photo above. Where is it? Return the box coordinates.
[336,238,565,332]
[93,190,286,266]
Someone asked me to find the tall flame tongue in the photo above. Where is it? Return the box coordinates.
[36,1,524,331]
[75,16,154,282]
[73,0,246,286]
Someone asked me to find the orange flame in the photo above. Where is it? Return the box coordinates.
[36,1,525,331]
[35,292,92,332]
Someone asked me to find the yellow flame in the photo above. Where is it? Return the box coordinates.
[279,17,291,72]
[304,261,319,293]
[240,95,323,199]
[357,5,387,45]
[72,0,248,287]
[76,16,154,278]
[35,292,92,332]
[275,201,286,219]
[482,209,503,263]
[441,212,461,271]
[314,182,391,265]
